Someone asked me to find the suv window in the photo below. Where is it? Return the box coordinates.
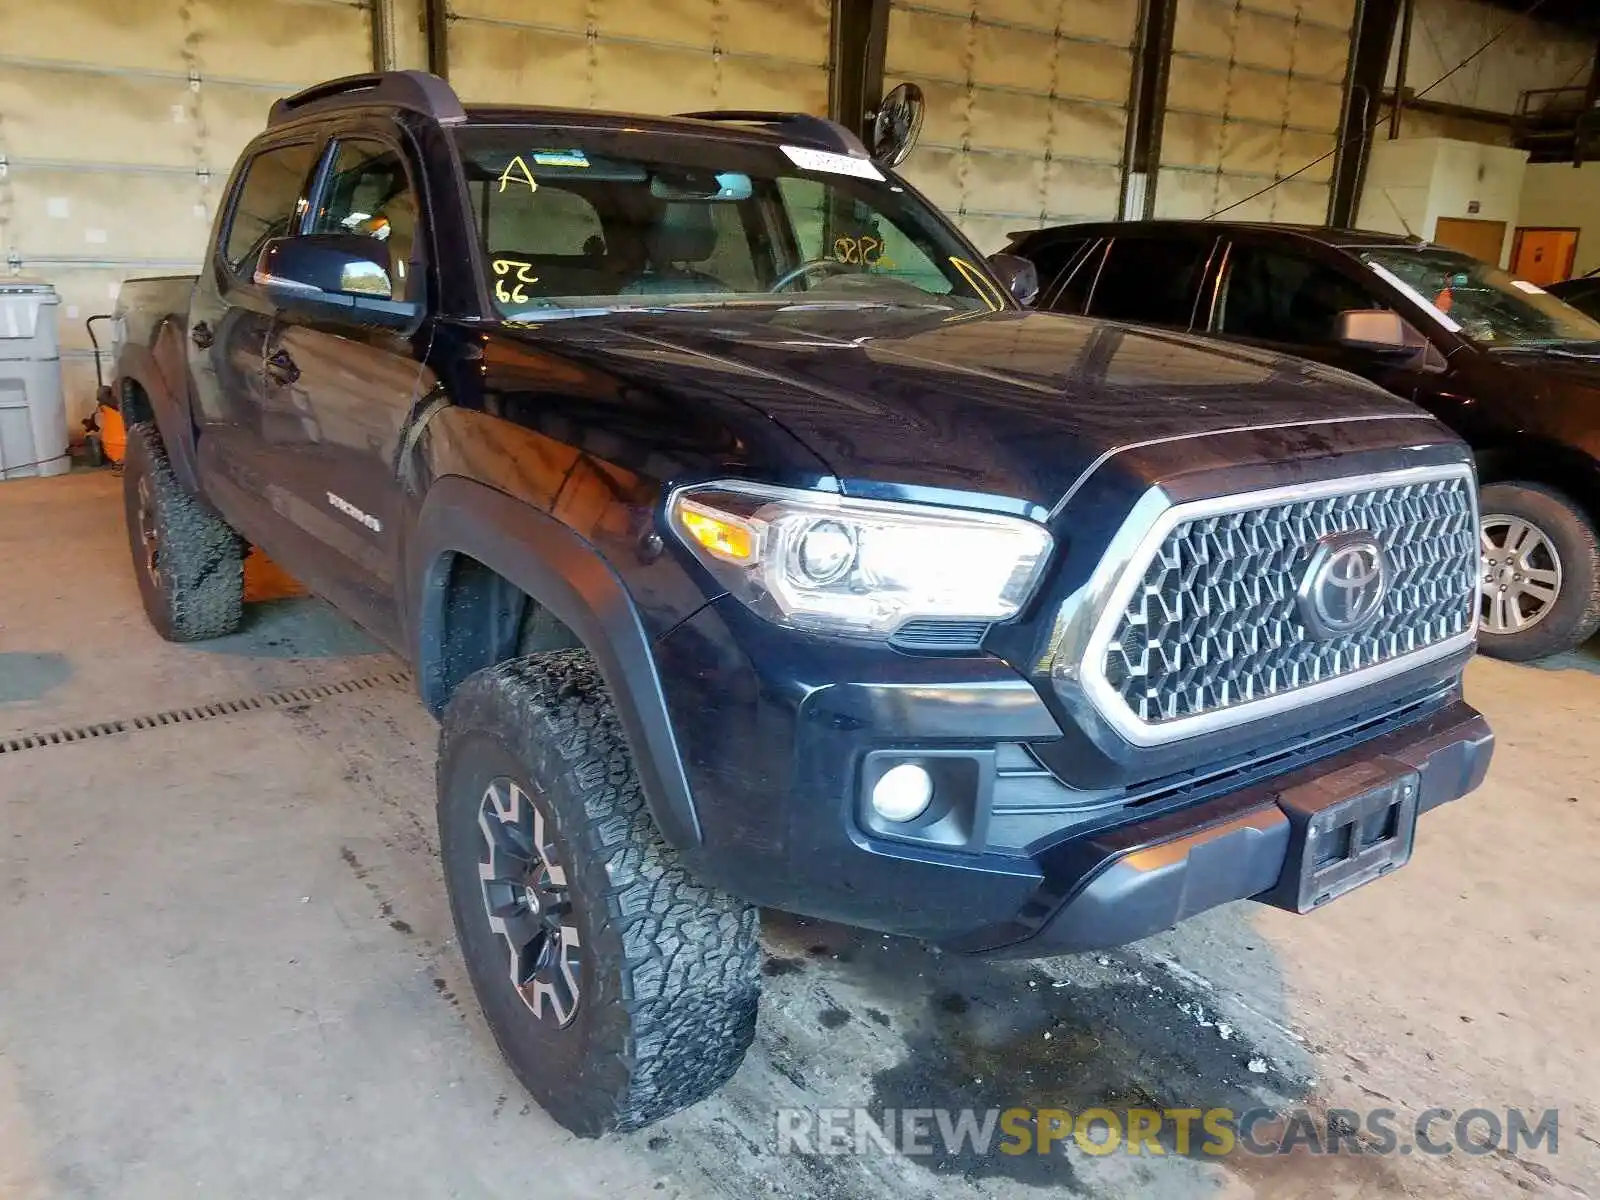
[1088,236,1211,327]
[1216,244,1379,345]
[1041,238,1104,315]
[223,142,320,271]
[311,139,421,299]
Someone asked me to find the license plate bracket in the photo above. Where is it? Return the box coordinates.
[1261,759,1421,914]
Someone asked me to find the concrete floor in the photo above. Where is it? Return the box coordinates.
[1,470,1596,1200]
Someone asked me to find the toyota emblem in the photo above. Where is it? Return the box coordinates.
[1297,531,1390,639]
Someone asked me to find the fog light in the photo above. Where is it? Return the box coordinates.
[871,763,933,822]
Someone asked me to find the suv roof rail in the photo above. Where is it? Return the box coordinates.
[269,70,466,128]
[675,110,867,157]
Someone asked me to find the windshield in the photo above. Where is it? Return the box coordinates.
[452,127,1002,319]
[1359,246,1600,347]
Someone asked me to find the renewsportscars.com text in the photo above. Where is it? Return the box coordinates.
[775,1106,1560,1159]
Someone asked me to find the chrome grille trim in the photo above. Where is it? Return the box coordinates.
[1077,464,1479,747]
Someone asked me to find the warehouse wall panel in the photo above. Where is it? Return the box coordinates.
[446,0,831,115]
[885,0,1138,251]
[1154,0,1355,224]
[0,0,373,426]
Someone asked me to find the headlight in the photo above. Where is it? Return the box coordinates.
[668,481,1052,637]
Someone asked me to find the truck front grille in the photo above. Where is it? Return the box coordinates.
[1093,469,1478,731]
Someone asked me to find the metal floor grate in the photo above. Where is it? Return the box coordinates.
[0,671,412,756]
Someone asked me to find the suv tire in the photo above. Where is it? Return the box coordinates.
[121,421,244,642]
[437,650,760,1136]
[1478,481,1600,662]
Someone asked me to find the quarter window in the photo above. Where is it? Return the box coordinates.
[1088,236,1212,328]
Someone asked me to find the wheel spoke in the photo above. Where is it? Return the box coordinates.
[1519,579,1558,606]
[1507,518,1541,559]
[1524,566,1559,587]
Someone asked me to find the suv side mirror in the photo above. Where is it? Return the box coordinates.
[1335,309,1448,372]
[254,235,419,327]
[987,253,1040,307]
[1336,309,1423,354]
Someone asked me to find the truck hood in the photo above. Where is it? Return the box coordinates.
[505,306,1429,509]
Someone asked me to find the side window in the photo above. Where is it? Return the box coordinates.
[778,177,829,260]
[311,139,421,300]
[1088,236,1213,327]
[222,142,320,271]
[1215,245,1381,346]
[1042,238,1105,315]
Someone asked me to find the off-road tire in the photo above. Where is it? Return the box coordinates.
[437,650,761,1136]
[121,421,244,642]
[1478,482,1600,662]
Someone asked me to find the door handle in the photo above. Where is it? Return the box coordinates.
[190,321,214,349]
[265,349,300,386]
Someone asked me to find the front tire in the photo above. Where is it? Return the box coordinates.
[121,421,244,642]
[1478,482,1600,661]
[437,650,760,1136]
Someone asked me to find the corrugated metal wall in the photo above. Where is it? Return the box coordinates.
[446,0,833,115]
[0,0,373,425]
[1155,0,1355,224]
[882,0,1138,252]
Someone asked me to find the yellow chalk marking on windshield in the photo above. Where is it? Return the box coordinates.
[497,155,538,193]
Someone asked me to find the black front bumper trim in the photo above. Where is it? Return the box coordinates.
[947,699,1493,958]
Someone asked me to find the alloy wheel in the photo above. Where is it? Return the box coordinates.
[477,776,582,1026]
[1480,514,1562,634]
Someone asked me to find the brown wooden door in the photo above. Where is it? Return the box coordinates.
[1511,227,1580,284]
[1434,217,1508,265]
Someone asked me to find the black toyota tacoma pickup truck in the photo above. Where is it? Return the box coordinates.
[113,72,1493,1136]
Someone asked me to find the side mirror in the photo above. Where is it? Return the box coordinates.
[987,252,1040,307]
[254,235,418,327]
[1335,309,1424,354]
[868,82,925,167]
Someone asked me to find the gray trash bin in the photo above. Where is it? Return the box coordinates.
[0,282,68,480]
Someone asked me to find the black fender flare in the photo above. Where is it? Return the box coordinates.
[409,475,702,850]
[115,332,201,494]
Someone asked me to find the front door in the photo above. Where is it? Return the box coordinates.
[1511,227,1580,285]
[1206,240,1443,401]
[259,136,431,648]
[188,139,324,539]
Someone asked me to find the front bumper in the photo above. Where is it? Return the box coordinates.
[653,596,1492,956]
[952,698,1492,956]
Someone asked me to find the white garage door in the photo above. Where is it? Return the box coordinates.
[446,0,833,116]
[883,0,1138,252]
[1154,0,1355,224]
[0,0,374,425]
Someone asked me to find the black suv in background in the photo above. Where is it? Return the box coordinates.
[114,74,1493,1136]
[1006,221,1600,661]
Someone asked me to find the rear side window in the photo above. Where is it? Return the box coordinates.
[1216,245,1380,345]
[1088,236,1213,328]
[222,143,321,270]
[1039,238,1103,315]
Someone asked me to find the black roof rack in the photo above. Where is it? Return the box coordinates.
[269,70,466,128]
[675,110,866,157]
